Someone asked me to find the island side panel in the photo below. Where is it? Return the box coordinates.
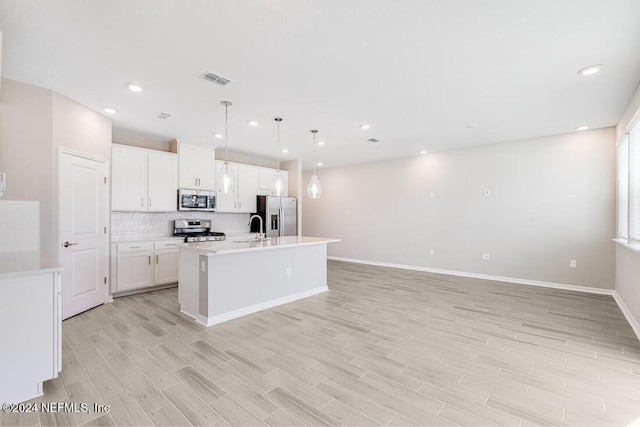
[178,248,200,320]
[204,243,329,325]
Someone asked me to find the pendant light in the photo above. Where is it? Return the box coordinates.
[307,129,322,199]
[217,100,236,194]
[272,117,287,196]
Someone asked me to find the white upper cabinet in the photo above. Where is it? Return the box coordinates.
[215,161,259,213]
[175,142,216,190]
[112,144,177,212]
[258,167,289,196]
[237,164,259,212]
[147,151,178,211]
[112,145,148,210]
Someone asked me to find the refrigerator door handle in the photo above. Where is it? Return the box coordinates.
[279,206,284,237]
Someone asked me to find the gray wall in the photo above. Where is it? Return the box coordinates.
[615,81,640,324]
[303,128,616,289]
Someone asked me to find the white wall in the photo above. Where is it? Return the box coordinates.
[303,128,616,289]
[615,81,640,325]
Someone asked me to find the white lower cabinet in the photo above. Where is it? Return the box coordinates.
[112,239,180,294]
[154,240,180,285]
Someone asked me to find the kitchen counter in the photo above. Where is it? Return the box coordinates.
[180,236,340,255]
[0,250,63,279]
[178,236,340,326]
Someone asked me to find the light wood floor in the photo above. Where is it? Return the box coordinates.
[3,260,640,426]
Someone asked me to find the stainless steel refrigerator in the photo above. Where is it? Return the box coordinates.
[253,196,297,237]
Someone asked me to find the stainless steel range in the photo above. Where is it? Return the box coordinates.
[174,219,225,243]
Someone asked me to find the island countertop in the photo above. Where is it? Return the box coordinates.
[179,236,341,255]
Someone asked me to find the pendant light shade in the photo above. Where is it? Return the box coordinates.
[217,100,236,194]
[272,117,287,196]
[307,129,322,199]
[307,173,321,199]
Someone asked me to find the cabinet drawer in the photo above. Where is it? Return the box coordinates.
[116,241,154,253]
[155,240,182,250]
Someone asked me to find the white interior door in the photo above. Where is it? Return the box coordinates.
[59,151,107,319]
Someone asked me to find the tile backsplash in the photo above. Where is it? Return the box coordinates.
[111,211,252,241]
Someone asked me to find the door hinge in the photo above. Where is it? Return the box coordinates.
[104,177,107,184]
[104,226,107,234]
[104,276,107,284]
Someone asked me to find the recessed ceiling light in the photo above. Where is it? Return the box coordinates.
[214,133,224,139]
[281,148,289,153]
[577,64,603,76]
[317,141,326,146]
[360,124,370,130]
[102,106,117,114]
[467,124,479,129]
[419,150,428,154]
[575,125,589,131]
[316,162,323,167]
[157,112,171,120]
[126,83,143,92]
[247,120,259,126]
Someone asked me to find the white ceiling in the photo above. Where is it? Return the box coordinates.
[1,0,640,170]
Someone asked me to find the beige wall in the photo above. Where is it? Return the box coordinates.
[0,78,111,256]
[303,128,616,289]
[0,78,54,252]
[112,128,171,151]
[615,81,640,325]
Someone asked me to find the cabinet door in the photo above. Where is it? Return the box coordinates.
[215,161,238,212]
[178,143,215,190]
[257,167,289,196]
[155,249,179,285]
[112,145,147,210]
[258,167,275,191]
[196,146,216,191]
[237,164,259,212]
[148,151,178,211]
[116,251,154,292]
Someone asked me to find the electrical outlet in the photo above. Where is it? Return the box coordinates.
[482,253,490,261]
[429,249,435,256]
[286,267,292,276]
[569,260,577,268]
[484,189,491,196]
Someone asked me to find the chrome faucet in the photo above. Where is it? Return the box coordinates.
[248,215,264,241]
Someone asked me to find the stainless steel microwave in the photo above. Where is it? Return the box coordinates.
[178,189,216,211]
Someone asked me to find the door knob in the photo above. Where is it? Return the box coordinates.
[63,241,78,248]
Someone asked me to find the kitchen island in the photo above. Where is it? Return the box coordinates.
[178,236,340,326]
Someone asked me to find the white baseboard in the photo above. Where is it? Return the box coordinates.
[328,256,640,341]
[196,286,329,327]
[612,291,640,341]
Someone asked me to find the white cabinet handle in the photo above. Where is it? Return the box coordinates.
[140,197,144,207]
[238,201,241,210]
[156,255,159,264]
[129,246,141,249]
[148,256,151,265]
[148,198,152,207]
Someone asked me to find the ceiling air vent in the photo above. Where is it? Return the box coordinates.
[157,112,172,119]
[366,138,380,143]
[201,71,231,86]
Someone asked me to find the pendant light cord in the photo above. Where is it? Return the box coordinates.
[312,131,317,175]
[225,103,229,164]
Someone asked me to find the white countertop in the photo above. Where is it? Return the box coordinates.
[111,236,185,244]
[0,251,63,279]
[180,236,341,255]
